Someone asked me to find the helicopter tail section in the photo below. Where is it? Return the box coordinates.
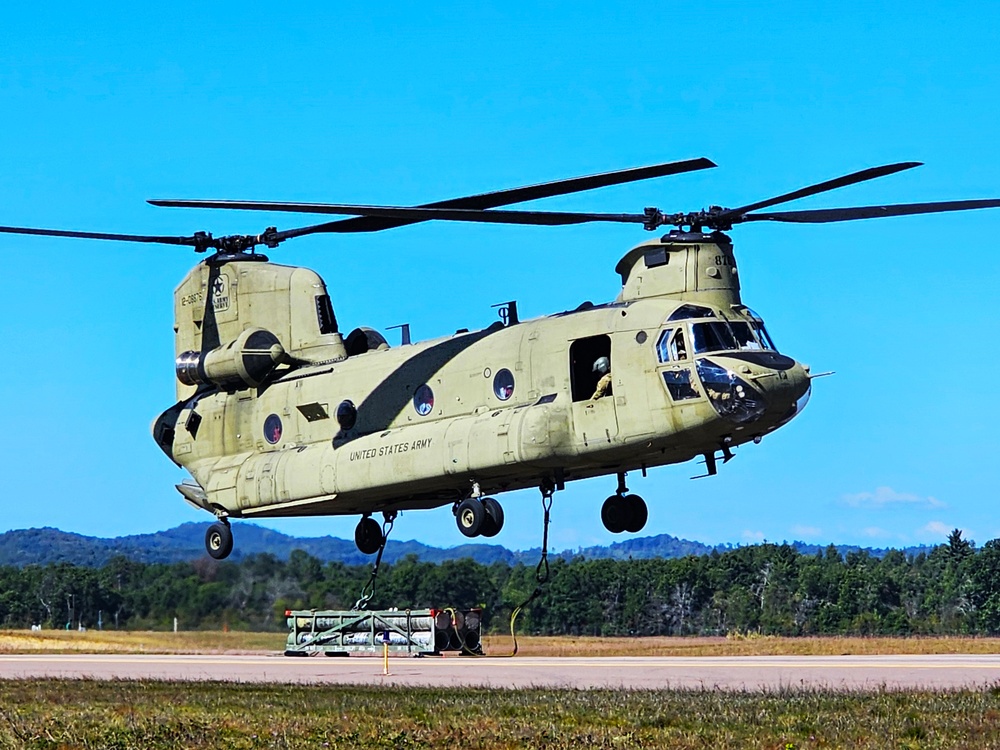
[173,259,348,401]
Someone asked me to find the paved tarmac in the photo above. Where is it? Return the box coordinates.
[2,653,1000,690]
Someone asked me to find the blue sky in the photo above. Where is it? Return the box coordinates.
[1,1,998,552]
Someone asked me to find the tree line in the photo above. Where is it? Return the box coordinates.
[2,530,999,636]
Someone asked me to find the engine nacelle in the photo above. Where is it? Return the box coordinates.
[176,327,285,388]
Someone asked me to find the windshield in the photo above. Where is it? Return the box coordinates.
[750,321,775,349]
[730,321,763,350]
[668,304,716,321]
[745,308,777,350]
[656,310,777,360]
[692,322,738,354]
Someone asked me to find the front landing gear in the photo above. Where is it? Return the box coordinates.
[205,520,233,560]
[601,473,647,534]
[454,483,505,538]
[481,497,504,538]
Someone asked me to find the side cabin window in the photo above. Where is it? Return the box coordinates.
[570,335,611,402]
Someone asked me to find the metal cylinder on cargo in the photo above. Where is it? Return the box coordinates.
[433,611,452,630]
[464,610,481,631]
[463,630,481,651]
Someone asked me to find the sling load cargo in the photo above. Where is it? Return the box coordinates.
[284,608,483,656]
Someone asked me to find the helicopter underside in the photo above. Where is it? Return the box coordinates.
[229,380,809,521]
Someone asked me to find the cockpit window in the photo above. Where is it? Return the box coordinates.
[656,328,689,362]
[751,322,776,350]
[743,308,777,350]
[730,321,763,351]
[671,330,689,360]
[663,369,700,401]
[692,322,738,354]
[660,309,776,359]
[656,329,671,363]
[667,304,715,321]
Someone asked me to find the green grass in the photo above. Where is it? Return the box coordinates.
[1,680,1000,748]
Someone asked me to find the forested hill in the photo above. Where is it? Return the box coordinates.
[0,523,931,567]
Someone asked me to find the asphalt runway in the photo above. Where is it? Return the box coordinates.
[2,654,1000,690]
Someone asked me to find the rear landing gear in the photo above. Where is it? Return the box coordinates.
[205,520,233,560]
[454,492,506,538]
[354,515,384,555]
[601,473,647,534]
[354,511,397,610]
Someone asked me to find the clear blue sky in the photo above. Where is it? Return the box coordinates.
[1,1,998,552]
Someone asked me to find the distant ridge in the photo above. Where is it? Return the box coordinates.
[0,523,935,568]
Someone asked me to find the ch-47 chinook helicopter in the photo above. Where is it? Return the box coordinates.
[4,158,1000,562]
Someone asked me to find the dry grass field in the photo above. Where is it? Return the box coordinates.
[483,633,1000,657]
[5,629,1000,657]
[0,629,281,654]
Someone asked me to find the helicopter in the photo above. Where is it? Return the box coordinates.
[3,158,999,561]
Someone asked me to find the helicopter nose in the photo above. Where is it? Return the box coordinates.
[746,357,811,430]
[698,352,810,430]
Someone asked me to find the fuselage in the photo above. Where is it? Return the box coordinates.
[157,231,811,521]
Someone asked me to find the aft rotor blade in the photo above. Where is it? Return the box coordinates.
[742,198,1000,224]
[719,162,923,219]
[0,224,204,247]
[149,157,716,234]
[430,157,716,208]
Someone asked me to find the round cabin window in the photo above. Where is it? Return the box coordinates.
[263,414,282,444]
[413,384,434,416]
[493,368,515,401]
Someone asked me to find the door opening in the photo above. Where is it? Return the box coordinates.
[570,335,611,402]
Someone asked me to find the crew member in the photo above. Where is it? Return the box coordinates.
[591,356,612,400]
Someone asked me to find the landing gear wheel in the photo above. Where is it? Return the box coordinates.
[354,516,384,555]
[622,494,648,533]
[601,495,627,534]
[205,522,233,560]
[455,498,486,537]
[480,497,505,538]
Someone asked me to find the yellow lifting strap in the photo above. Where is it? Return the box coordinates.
[433,485,556,658]
[503,485,554,657]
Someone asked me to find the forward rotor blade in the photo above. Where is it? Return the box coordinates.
[0,224,203,247]
[150,157,716,234]
[149,201,648,226]
[719,162,923,218]
[742,198,1000,224]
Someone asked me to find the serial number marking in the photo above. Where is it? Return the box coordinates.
[349,438,434,462]
[180,292,204,306]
